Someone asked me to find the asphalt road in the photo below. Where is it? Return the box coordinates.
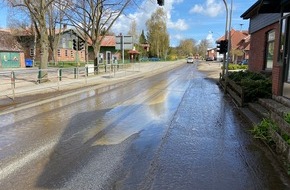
[0,62,289,189]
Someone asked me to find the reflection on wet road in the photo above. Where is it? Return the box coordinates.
[0,63,289,189]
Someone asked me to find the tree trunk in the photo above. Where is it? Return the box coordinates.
[39,26,49,83]
[93,44,101,74]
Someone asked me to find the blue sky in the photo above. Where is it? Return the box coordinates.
[113,0,257,47]
[0,0,257,47]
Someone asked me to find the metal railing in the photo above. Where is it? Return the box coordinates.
[0,61,180,101]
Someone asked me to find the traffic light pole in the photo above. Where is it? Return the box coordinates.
[225,0,232,76]
[76,38,79,67]
[222,0,228,77]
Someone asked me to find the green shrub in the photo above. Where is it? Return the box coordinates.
[251,118,277,141]
[222,63,248,70]
[284,113,290,124]
[227,71,272,102]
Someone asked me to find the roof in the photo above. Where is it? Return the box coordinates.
[241,0,290,19]
[216,29,250,50]
[100,36,116,47]
[0,30,23,52]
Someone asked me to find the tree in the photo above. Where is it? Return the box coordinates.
[47,0,70,66]
[197,39,210,59]
[138,30,148,57]
[62,0,137,72]
[8,0,57,82]
[178,39,197,57]
[146,8,169,59]
[128,19,138,45]
[139,30,147,44]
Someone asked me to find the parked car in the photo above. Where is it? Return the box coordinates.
[148,57,161,61]
[186,57,194,63]
[239,59,248,65]
[206,56,214,61]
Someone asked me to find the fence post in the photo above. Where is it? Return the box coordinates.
[85,67,88,84]
[57,69,60,91]
[38,69,41,83]
[59,68,62,81]
[74,67,77,79]
[11,71,15,100]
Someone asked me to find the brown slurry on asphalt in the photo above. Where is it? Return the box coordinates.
[0,62,222,111]
[197,62,222,81]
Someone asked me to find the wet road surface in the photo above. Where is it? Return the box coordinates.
[0,63,289,189]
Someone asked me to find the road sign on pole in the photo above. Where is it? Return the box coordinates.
[115,35,133,50]
[116,35,133,64]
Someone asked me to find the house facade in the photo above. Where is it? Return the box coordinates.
[241,0,290,98]
[217,29,250,63]
[0,30,25,68]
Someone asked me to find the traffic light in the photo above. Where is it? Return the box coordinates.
[157,0,164,6]
[220,40,228,54]
[216,40,228,54]
[78,40,84,50]
[73,39,77,50]
[216,41,221,53]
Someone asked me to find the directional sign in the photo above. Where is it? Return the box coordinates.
[115,35,133,50]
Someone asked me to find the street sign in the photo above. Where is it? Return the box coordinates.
[115,36,133,50]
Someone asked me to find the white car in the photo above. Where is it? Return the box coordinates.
[187,57,194,63]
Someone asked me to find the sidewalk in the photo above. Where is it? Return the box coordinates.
[0,61,186,112]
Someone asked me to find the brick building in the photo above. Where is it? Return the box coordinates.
[241,0,290,97]
[217,29,250,63]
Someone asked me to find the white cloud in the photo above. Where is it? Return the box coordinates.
[206,33,215,47]
[168,19,188,31]
[190,0,224,17]
[112,0,188,36]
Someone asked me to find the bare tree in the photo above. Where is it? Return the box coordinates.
[178,39,197,57]
[198,39,210,59]
[8,0,56,82]
[47,0,70,66]
[61,0,137,72]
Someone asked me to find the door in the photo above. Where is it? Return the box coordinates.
[0,52,20,68]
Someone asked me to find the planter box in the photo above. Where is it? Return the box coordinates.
[219,75,244,107]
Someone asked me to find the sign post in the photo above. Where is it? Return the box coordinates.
[115,35,133,64]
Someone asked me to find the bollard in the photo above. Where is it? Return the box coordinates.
[11,71,15,100]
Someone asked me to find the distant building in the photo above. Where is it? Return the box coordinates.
[216,29,250,63]
[0,30,25,68]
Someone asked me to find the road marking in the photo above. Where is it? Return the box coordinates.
[0,141,56,181]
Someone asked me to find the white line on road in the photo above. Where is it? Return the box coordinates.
[0,141,56,181]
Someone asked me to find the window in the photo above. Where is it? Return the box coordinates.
[71,50,74,57]
[65,50,68,57]
[265,30,275,69]
[30,48,34,57]
[57,49,61,57]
